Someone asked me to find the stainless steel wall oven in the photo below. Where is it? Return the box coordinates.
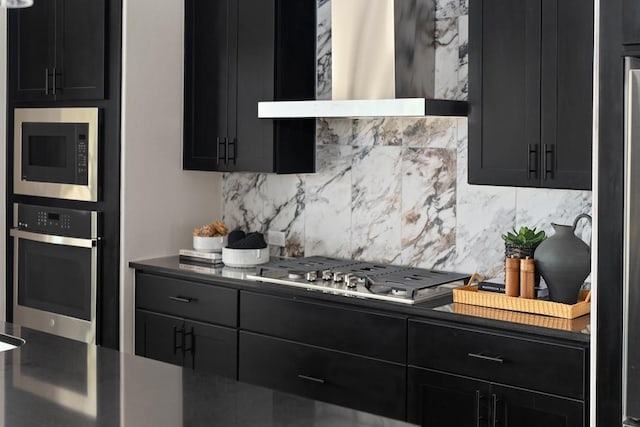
[14,107,99,201]
[10,203,100,344]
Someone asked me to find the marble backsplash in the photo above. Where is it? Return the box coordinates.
[221,0,592,280]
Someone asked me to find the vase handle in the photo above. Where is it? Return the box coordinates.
[573,213,593,252]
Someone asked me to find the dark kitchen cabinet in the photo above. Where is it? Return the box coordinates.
[8,0,106,102]
[134,272,238,378]
[239,290,408,420]
[408,368,584,427]
[623,0,640,46]
[183,0,316,173]
[408,318,588,426]
[469,0,593,190]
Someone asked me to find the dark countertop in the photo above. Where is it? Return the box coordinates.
[130,256,591,344]
[0,323,415,427]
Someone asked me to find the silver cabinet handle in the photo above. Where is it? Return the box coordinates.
[297,374,325,384]
[467,352,504,364]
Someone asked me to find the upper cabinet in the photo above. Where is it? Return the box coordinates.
[624,0,640,46]
[468,0,593,190]
[8,0,106,102]
[183,0,316,173]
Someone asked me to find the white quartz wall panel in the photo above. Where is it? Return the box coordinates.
[120,0,221,353]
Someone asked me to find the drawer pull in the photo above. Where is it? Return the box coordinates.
[297,374,326,384]
[169,296,196,303]
[467,352,504,364]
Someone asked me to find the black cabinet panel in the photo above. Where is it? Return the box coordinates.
[408,367,584,427]
[135,309,183,367]
[408,367,489,426]
[408,319,586,399]
[183,0,315,173]
[55,0,106,100]
[469,0,592,190]
[493,384,584,427]
[239,331,406,421]
[11,0,54,101]
[624,0,640,45]
[136,272,238,327]
[9,0,106,102]
[183,320,237,378]
[240,291,406,363]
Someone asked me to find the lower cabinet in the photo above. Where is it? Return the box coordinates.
[239,331,406,420]
[408,368,584,427]
[135,309,237,377]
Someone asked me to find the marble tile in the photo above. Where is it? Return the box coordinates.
[316,0,331,99]
[457,14,469,99]
[436,0,462,18]
[351,146,403,263]
[305,145,353,258]
[455,118,518,279]
[401,148,457,269]
[460,0,468,15]
[435,18,460,99]
[317,119,354,146]
[263,174,306,257]
[403,117,458,148]
[222,173,266,233]
[515,188,593,244]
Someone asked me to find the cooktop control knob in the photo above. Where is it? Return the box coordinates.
[345,274,358,288]
[321,270,333,281]
[288,270,305,279]
[305,271,318,282]
[332,271,344,282]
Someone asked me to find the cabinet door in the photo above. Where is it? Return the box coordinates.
[55,0,106,100]
[183,320,237,379]
[407,367,490,427]
[183,0,238,171]
[468,0,542,187]
[135,309,184,367]
[9,0,56,102]
[540,0,592,190]
[624,0,640,46]
[492,384,584,427]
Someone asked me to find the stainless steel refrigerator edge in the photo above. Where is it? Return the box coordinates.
[624,56,640,426]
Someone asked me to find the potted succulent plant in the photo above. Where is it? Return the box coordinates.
[501,226,547,259]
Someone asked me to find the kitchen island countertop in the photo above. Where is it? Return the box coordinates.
[130,256,590,343]
[0,322,415,427]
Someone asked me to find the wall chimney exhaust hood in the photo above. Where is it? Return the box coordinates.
[258,0,468,119]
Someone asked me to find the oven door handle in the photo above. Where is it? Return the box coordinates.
[10,229,98,248]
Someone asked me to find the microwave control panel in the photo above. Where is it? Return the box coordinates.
[15,204,98,239]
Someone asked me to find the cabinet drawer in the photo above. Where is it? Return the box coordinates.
[239,331,406,421]
[408,320,586,399]
[240,291,406,363]
[136,272,237,327]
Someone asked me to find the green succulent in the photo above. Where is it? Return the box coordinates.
[501,226,546,246]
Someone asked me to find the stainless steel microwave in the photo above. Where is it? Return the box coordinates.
[14,107,99,202]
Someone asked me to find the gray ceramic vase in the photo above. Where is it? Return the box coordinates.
[534,214,592,304]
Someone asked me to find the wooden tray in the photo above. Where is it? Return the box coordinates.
[452,285,591,319]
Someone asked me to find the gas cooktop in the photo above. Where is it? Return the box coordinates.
[246,256,469,305]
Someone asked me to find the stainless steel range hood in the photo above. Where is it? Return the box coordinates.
[258,0,468,118]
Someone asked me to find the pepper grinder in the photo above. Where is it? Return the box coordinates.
[520,258,536,299]
[505,257,520,297]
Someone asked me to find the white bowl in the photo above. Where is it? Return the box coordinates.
[193,235,227,253]
[222,247,269,268]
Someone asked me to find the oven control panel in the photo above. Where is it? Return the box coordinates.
[15,204,99,239]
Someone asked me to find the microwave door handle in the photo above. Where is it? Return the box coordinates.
[9,229,97,249]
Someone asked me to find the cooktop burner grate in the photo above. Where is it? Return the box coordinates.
[250,256,469,304]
